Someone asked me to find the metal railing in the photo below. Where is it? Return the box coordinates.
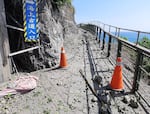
[80,23,150,94]
[89,21,150,45]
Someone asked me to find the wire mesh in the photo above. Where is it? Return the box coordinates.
[109,38,118,64]
[138,55,150,107]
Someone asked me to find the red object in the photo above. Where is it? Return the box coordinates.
[110,57,124,91]
[60,47,68,68]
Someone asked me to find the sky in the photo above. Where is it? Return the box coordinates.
[72,0,150,32]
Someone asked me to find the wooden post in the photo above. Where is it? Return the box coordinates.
[0,0,11,82]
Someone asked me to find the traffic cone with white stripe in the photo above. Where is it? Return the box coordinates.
[110,57,124,91]
[60,47,67,68]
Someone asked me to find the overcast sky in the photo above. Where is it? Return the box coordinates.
[72,0,150,32]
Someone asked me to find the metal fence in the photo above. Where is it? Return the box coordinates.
[80,23,150,107]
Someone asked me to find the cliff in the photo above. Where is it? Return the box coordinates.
[4,0,78,72]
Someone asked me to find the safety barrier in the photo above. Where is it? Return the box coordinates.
[80,23,150,94]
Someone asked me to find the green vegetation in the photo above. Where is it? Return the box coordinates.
[33,91,41,97]
[138,36,150,49]
[24,105,30,109]
[138,37,150,75]
[4,93,14,101]
[47,97,52,103]
[120,36,128,41]
[43,110,50,114]
[54,0,72,6]
[142,57,150,73]
[127,37,150,77]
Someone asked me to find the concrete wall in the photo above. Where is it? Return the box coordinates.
[0,0,11,83]
[0,28,3,82]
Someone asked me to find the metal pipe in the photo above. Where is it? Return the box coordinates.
[79,69,112,114]
[102,31,106,50]
[94,21,150,34]
[9,46,40,57]
[117,40,122,57]
[132,50,143,93]
[136,31,140,45]
[6,24,24,32]
[107,35,112,57]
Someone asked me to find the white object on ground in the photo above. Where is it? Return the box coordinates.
[0,76,38,97]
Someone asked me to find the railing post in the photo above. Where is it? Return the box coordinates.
[117,28,120,37]
[115,27,117,36]
[117,40,122,57]
[99,28,102,43]
[97,27,99,41]
[102,31,106,50]
[107,35,112,57]
[136,31,140,45]
[109,25,111,32]
[95,27,98,40]
[103,24,105,30]
[132,50,143,93]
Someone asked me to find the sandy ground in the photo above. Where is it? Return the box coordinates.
[0,29,149,114]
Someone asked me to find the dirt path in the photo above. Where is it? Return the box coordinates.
[0,30,99,114]
[0,29,149,114]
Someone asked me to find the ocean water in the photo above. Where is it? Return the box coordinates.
[118,32,150,43]
[97,32,150,43]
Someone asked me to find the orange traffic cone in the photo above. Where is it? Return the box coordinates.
[60,47,68,68]
[110,57,124,91]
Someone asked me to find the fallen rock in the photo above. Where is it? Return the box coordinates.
[100,105,109,114]
[122,96,130,104]
[118,106,127,113]
[101,93,110,104]
[91,97,97,102]
[93,75,102,85]
[129,99,138,108]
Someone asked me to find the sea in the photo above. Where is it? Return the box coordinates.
[98,32,150,43]
[117,32,150,43]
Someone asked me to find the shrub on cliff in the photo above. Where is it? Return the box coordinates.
[54,0,72,6]
[138,36,150,49]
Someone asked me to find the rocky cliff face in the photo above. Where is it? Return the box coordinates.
[39,0,76,57]
[4,0,78,72]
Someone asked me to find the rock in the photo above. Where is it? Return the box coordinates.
[129,99,138,108]
[91,97,97,102]
[93,75,102,85]
[51,59,57,67]
[69,104,76,110]
[118,106,122,112]
[1,99,6,104]
[4,0,77,72]
[148,81,150,86]
[110,99,115,105]
[83,108,87,113]
[122,96,130,104]
[100,105,108,114]
[56,83,62,86]
[101,93,110,104]
[5,110,9,114]
[118,106,127,113]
